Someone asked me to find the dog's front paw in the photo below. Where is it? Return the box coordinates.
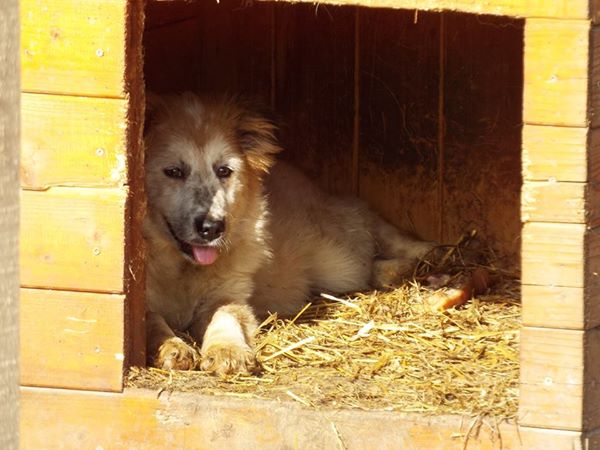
[155,337,199,370]
[201,342,257,376]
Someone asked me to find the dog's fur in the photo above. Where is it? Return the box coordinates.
[144,92,434,375]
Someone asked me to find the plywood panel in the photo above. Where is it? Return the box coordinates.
[20,188,126,293]
[275,4,355,196]
[520,327,600,431]
[523,19,589,127]
[358,9,439,239]
[442,13,522,258]
[21,0,126,97]
[21,93,128,189]
[20,288,124,392]
[522,125,588,182]
[20,386,592,450]
[260,0,590,20]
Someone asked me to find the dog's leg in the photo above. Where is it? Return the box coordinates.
[189,303,258,376]
[147,311,199,370]
[371,216,436,288]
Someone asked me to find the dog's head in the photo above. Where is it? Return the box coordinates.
[144,92,281,265]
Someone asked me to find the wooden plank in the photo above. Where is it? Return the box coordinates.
[520,327,600,431]
[21,0,126,97]
[20,288,124,392]
[19,386,591,450]
[20,188,126,293]
[521,181,587,224]
[522,125,588,182]
[521,223,600,288]
[521,284,600,330]
[523,19,590,127]
[21,93,128,189]
[263,0,589,20]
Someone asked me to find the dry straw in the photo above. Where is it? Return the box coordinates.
[128,237,520,420]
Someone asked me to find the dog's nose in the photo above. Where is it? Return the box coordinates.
[194,216,225,241]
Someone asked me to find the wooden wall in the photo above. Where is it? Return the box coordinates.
[144,1,523,264]
[19,0,145,392]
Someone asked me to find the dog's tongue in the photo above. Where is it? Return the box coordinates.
[192,246,218,265]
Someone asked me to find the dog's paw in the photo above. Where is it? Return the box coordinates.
[155,337,199,370]
[201,342,257,376]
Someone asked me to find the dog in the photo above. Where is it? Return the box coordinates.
[143,92,434,376]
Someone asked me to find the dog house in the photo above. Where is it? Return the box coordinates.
[18,0,600,448]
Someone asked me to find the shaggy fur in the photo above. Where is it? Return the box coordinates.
[144,92,434,375]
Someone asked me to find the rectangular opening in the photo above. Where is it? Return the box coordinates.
[139,0,524,419]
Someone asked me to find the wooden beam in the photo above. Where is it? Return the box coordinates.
[21,93,128,189]
[21,0,126,98]
[260,0,590,19]
[519,326,600,431]
[20,288,124,392]
[19,386,596,449]
[20,188,126,293]
[523,19,589,127]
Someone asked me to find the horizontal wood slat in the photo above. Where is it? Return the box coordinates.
[21,0,126,97]
[520,327,600,430]
[19,387,595,450]
[21,93,128,189]
[522,125,588,182]
[20,188,126,293]
[524,19,590,127]
[257,0,590,19]
[20,288,124,392]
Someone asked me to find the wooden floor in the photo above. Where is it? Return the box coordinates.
[20,386,599,449]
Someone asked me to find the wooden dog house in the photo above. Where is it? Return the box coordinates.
[19,0,600,447]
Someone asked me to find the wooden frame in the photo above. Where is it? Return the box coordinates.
[18,0,600,448]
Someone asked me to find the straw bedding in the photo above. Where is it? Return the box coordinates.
[127,240,520,420]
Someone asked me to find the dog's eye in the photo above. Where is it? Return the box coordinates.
[163,167,185,179]
[215,166,233,179]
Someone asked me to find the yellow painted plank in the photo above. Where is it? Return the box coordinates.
[522,125,588,182]
[19,386,592,450]
[20,288,124,392]
[20,188,126,293]
[520,327,600,431]
[21,93,128,189]
[263,0,589,19]
[524,19,590,127]
[21,0,126,97]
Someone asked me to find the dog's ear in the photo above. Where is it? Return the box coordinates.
[236,100,282,173]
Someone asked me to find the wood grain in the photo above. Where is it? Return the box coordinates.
[20,188,126,293]
[21,93,128,189]
[521,181,587,224]
[21,0,126,97]
[521,284,600,330]
[19,386,595,450]
[259,0,590,20]
[523,19,589,127]
[522,125,588,182]
[20,288,124,392]
[519,326,600,431]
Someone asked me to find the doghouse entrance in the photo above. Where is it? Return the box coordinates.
[140,0,523,418]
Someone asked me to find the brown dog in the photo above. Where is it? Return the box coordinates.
[144,92,433,375]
